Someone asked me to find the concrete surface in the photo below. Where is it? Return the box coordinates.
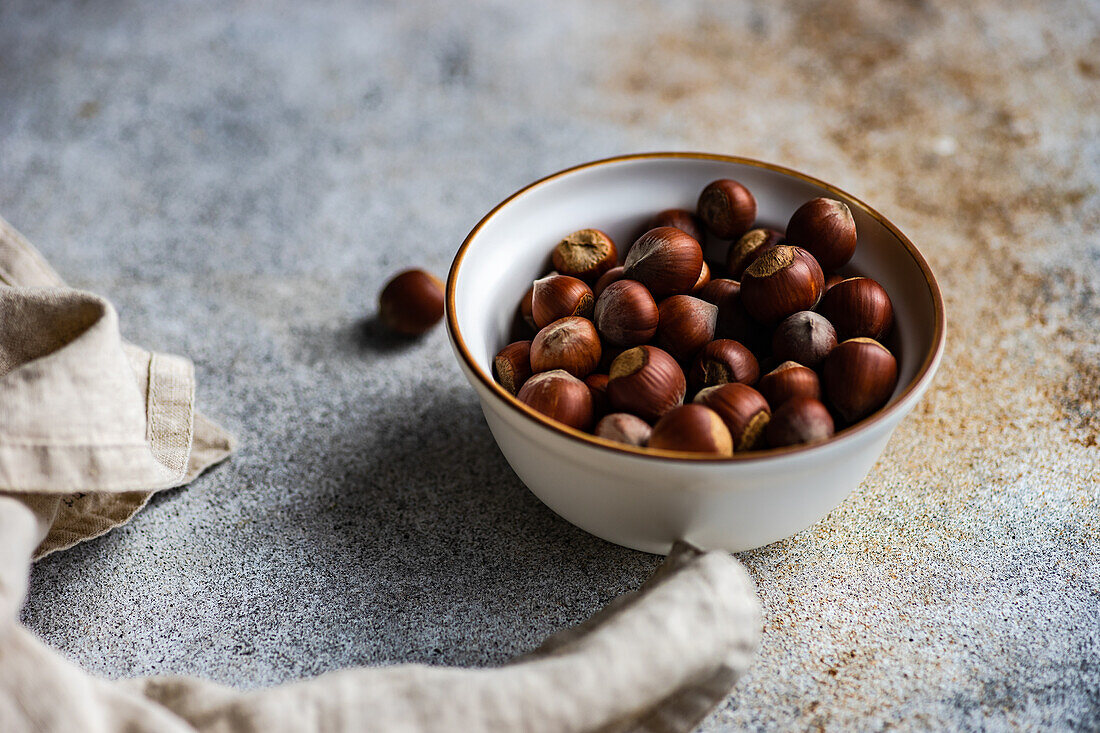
[3,0,1098,729]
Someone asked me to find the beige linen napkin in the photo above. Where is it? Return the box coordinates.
[0,215,761,733]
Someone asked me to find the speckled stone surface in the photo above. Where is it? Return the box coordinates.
[3,0,1098,729]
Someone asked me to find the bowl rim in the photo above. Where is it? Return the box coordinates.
[446,151,946,463]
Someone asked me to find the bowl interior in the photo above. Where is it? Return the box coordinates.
[450,154,942,448]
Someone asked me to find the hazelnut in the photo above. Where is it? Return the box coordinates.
[772,311,837,367]
[691,260,712,293]
[646,208,704,243]
[696,278,740,306]
[531,274,594,328]
[493,340,532,395]
[689,339,759,392]
[607,345,686,423]
[622,227,704,298]
[594,279,659,347]
[378,269,445,335]
[516,369,594,430]
[739,245,825,324]
[519,284,537,332]
[786,198,857,271]
[552,229,618,282]
[594,266,625,298]
[648,404,733,456]
[530,317,602,378]
[824,273,846,293]
[697,179,757,239]
[822,338,898,423]
[693,383,770,451]
[817,277,894,341]
[655,295,718,363]
[756,361,821,409]
[595,412,653,447]
[726,228,784,279]
[765,396,835,447]
[585,373,611,419]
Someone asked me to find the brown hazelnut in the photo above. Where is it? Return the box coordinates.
[594,279,659,347]
[689,339,759,392]
[530,317,602,378]
[822,338,899,423]
[824,273,846,293]
[648,404,733,455]
[692,260,712,293]
[606,345,686,423]
[726,228,784,279]
[786,198,857,271]
[646,208,704,243]
[595,412,653,447]
[519,284,537,332]
[696,278,740,305]
[693,383,770,451]
[756,361,821,409]
[378,269,445,335]
[593,266,625,298]
[739,245,825,324]
[585,373,611,419]
[622,227,704,298]
[531,274,594,329]
[552,229,618,281]
[817,277,894,341]
[655,295,718,363]
[493,340,532,395]
[765,396,835,447]
[697,179,757,239]
[516,369,594,430]
[772,311,837,367]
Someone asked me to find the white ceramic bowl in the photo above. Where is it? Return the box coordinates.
[446,153,945,554]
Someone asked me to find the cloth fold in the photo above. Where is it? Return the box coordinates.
[0,215,761,733]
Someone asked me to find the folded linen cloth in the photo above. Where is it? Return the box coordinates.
[0,216,761,733]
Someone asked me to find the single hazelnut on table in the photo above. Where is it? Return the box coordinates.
[584,373,611,419]
[530,317,602,378]
[766,396,835,448]
[531,274,594,328]
[646,208,704,243]
[622,227,704,298]
[378,269,445,335]
[493,340,532,395]
[785,197,857,271]
[697,179,757,240]
[552,229,618,282]
[691,261,712,293]
[739,245,825,324]
[593,266,625,298]
[595,412,653,447]
[772,311,837,367]
[655,295,718,363]
[594,279,659,347]
[726,228,784,279]
[689,339,759,392]
[822,338,898,423]
[696,278,739,306]
[648,404,733,456]
[817,276,894,341]
[693,383,770,452]
[756,361,821,409]
[516,369,594,430]
[606,345,686,423]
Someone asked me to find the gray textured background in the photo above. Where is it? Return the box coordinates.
[3,0,1099,730]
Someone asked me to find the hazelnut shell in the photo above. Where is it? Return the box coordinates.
[594,279,660,347]
[739,245,825,324]
[493,340,533,395]
[531,274,594,329]
[693,383,771,452]
[378,269,445,335]
[552,229,618,282]
[786,198,857,271]
[530,317,602,378]
[516,369,594,430]
[726,228,784,279]
[817,277,895,341]
[648,404,733,455]
[655,295,718,363]
[606,345,687,423]
[756,361,822,410]
[772,311,838,367]
[822,338,899,423]
[697,179,757,239]
[689,339,760,392]
[595,412,653,447]
[765,396,835,447]
[623,227,704,298]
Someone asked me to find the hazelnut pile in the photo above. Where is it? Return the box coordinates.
[493,179,900,456]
